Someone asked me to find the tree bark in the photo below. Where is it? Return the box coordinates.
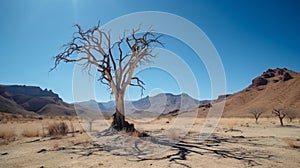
[279,117,284,127]
[111,93,135,132]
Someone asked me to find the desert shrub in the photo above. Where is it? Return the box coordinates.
[47,122,69,136]
[0,127,16,141]
[22,129,39,137]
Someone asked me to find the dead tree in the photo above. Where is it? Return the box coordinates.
[51,22,163,133]
[249,108,264,124]
[272,108,286,126]
[286,111,296,122]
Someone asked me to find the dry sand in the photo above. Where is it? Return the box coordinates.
[0,115,300,168]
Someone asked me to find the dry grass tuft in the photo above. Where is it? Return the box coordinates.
[47,122,69,137]
[0,127,16,140]
[22,129,40,137]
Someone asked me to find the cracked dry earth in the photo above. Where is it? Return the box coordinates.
[0,118,300,168]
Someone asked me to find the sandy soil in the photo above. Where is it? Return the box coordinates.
[0,116,300,168]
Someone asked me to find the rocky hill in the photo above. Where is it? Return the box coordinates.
[208,68,300,117]
[0,85,75,116]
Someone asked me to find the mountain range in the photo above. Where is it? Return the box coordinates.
[0,68,299,118]
[203,68,300,117]
[0,85,76,116]
[77,93,209,119]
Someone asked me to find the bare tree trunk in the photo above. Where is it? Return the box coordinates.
[111,94,135,132]
[279,117,284,127]
[255,117,258,124]
[113,109,125,129]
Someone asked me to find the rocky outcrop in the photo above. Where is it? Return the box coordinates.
[0,85,75,116]
[283,72,293,81]
[252,77,268,87]
[220,68,300,117]
[250,68,293,87]
[198,103,212,108]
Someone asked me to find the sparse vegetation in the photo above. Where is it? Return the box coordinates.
[0,127,16,141]
[250,108,264,124]
[272,108,287,126]
[0,116,300,167]
[47,122,69,136]
[22,129,39,137]
[286,111,296,122]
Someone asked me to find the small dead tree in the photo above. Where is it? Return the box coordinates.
[286,111,296,122]
[249,108,264,124]
[272,108,286,126]
[51,22,163,133]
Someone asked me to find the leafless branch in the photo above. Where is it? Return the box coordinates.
[130,77,145,96]
[249,108,264,124]
[51,22,163,100]
[272,108,287,126]
[272,109,286,118]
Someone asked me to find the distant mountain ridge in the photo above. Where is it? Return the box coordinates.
[0,84,206,117]
[77,93,208,118]
[0,85,61,100]
[0,85,75,115]
[1,67,299,118]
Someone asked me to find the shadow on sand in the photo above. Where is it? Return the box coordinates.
[56,129,274,167]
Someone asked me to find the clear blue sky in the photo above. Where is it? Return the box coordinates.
[0,0,299,103]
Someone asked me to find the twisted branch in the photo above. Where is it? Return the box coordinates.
[51,22,163,98]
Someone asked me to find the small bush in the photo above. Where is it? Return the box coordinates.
[0,128,16,141]
[22,129,39,137]
[47,122,69,136]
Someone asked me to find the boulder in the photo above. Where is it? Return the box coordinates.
[252,77,268,87]
[283,72,293,81]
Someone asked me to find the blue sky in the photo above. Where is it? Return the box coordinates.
[0,0,299,103]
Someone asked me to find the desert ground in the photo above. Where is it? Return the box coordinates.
[0,113,300,168]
